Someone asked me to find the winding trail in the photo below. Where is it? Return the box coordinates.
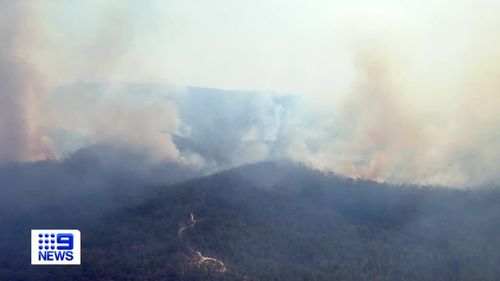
[178,213,196,238]
[178,213,228,273]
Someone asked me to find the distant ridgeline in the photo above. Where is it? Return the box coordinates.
[50,83,298,167]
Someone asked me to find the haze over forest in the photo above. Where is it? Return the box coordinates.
[1,1,500,280]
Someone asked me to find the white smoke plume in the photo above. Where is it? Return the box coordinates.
[0,1,55,163]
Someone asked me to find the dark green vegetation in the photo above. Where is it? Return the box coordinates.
[2,161,500,280]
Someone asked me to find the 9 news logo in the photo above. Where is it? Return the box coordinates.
[31,229,81,265]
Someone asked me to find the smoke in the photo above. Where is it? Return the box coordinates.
[334,46,429,181]
[0,1,55,163]
[0,1,182,166]
[43,85,293,169]
[287,38,500,187]
[44,84,182,161]
[279,1,500,187]
[1,0,500,188]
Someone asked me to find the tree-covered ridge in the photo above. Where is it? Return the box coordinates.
[2,161,500,280]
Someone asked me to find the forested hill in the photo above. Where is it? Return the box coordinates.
[2,161,500,280]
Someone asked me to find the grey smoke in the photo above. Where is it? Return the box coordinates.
[1,0,500,188]
[46,84,296,170]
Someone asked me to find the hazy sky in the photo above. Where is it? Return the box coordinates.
[33,0,500,114]
[35,0,497,93]
[1,0,500,187]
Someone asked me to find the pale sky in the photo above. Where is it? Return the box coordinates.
[35,0,498,93]
[5,0,499,186]
[32,0,499,112]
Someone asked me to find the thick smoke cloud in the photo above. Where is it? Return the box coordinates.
[0,1,54,163]
[283,45,435,184]
[45,84,182,161]
[30,75,500,188]
[322,47,430,182]
[286,39,500,187]
[44,84,294,170]
[1,0,500,188]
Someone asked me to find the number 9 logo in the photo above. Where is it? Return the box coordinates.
[56,234,74,250]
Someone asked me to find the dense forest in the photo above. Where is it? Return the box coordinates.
[2,160,500,280]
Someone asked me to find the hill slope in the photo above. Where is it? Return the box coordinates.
[3,161,500,280]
